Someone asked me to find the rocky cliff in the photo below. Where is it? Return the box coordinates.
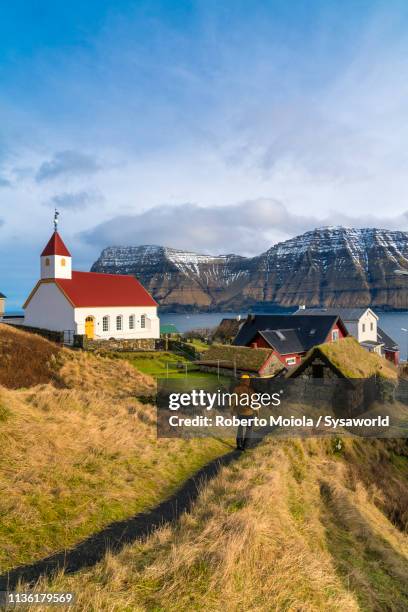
[91,227,408,311]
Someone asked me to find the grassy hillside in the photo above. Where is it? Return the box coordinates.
[0,325,230,572]
[0,324,63,388]
[32,438,408,611]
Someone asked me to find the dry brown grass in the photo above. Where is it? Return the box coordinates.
[0,324,63,388]
[58,349,154,397]
[26,438,408,611]
[0,323,154,395]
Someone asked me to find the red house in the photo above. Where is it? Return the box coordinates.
[233,314,348,368]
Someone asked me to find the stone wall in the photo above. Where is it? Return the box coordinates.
[74,334,155,352]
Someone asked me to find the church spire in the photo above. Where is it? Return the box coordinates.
[40,211,72,279]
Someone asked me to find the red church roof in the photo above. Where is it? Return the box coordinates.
[54,271,157,307]
[41,232,71,257]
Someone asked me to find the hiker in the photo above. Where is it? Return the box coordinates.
[231,374,256,451]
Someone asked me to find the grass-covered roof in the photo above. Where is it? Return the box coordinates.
[199,344,283,374]
[291,337,397,380]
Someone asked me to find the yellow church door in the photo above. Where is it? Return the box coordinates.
[85,316,95,339]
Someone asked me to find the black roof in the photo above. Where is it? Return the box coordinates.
[294,307,375,321]
[0,292,6,298]
[377,326,399,352]
[233,314,343,355]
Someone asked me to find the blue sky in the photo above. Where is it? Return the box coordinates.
[2,1,408,308]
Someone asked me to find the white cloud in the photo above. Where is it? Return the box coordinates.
[47,190,103,210]
[36,150,101,182]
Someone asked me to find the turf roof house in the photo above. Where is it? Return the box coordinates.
[233,314,348,367]
[287,337,397,381]
[295,307,399,365]
[23,223,159,343]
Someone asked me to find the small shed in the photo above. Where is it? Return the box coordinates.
[197,344,285,378]
[160,323,179,336]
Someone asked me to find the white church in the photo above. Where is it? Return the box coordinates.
[23,214,160,343]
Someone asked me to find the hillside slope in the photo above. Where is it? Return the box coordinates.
[30,438,408,611]
[91,227,408,311]
[0,326,229,572]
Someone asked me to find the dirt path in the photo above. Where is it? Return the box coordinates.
[0,448,240,590]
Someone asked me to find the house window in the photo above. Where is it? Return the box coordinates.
[286,357,297,366]
[61,258,66,267]
[102,316,109,332]
[45,258,50,266]
[370,322,374,331]
[362,323,366,332]
[141,314,146,329]
[332,329,339,341]
[116,315,123,331]
[129,315,135,329]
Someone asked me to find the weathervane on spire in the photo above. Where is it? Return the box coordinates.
[54,208,60,232]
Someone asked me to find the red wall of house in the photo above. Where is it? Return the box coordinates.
[384,349,399,366]
[250,333,303,367]
[325,324,347,342]
[274,351,303,367]
[251,334,270,349]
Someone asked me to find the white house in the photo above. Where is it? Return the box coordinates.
[23,225,160,343]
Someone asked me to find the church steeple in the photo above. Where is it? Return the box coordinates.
[40,210,72,279]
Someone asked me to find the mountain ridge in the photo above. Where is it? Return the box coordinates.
[91,226,408,311]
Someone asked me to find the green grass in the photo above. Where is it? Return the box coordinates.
[114,350,230,383]
[0,442,232,573]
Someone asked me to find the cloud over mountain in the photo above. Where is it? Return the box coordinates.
[81,199,408,256]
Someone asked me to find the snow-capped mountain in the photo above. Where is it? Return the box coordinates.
[90,227,408,311]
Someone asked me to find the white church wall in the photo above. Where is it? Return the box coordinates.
[74,306,160,340]
[24,282,75,331]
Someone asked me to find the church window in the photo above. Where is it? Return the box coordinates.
[61,258,66,267]
[116,315,123,331]
[129,315,135,329]
[141,314,146,328]
[45,258,50,266]
[103,316,109,332]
